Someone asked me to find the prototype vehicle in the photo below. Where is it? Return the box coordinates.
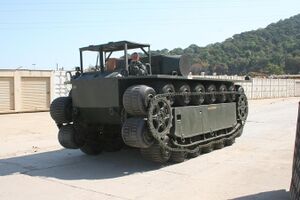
[50,41,248,163]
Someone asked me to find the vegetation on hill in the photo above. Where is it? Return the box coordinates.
[152,14,300,75]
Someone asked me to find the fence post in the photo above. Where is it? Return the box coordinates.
[290,102,300,200]
[285,79,289,97]
[251,79,254,99]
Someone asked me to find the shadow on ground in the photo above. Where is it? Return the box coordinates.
[231,189,290,200]
[0,148,165,180]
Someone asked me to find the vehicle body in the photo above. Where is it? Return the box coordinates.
[50,41,248,163]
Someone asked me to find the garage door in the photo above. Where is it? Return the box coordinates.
[0,77,14,112]
[21,77,50,111]
[296,81,300,97]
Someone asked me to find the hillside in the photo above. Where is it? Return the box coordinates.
[153,14,300,75]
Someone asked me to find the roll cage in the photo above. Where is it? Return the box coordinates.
[79,40,152,74]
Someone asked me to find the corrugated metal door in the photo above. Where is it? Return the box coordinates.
[21,77,50,111]
[0,77,14,111]
[296,81,300,97]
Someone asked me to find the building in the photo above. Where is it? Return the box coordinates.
[0,69,54,113]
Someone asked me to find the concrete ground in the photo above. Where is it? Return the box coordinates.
[0,97,298,200]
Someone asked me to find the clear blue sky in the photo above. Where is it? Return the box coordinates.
[0,0,299,70]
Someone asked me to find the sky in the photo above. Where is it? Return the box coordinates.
[0,0,299,70]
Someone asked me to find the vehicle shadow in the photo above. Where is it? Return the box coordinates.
[230,189,290,200]
[0,148,166,180]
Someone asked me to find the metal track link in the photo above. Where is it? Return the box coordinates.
[146,89,246,155]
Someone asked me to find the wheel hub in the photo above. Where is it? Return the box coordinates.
[147,97,172,138]
[237,94,248,122]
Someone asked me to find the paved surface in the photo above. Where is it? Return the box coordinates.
[0,98,298,200]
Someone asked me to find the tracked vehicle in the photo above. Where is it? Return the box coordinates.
[50,41,248,163]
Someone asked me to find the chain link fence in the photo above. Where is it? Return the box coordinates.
[193,75,298,99]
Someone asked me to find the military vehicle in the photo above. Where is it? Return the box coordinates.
[50,41,248,163]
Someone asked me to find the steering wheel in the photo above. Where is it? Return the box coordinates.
[120,69,129,77]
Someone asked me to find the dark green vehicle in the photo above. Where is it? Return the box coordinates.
[50,41,248,163]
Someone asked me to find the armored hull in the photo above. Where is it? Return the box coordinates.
[51,74,248,163]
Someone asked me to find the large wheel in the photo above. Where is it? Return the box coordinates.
[50,97,72,124]
[122,118,154,148]
[58,124,80,149]
[80,141,102,155]
[170,151,187,163]
[205,84,216,104]
[217,84,227,103]
[123,85,156,116]
[140,142,171,163]
[159,83,175,106]
[175,83,191,106]
[191,84,205,105]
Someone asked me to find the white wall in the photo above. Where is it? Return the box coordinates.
[54,70,71,99]
[193,75,298,99]
[240,78,296,99]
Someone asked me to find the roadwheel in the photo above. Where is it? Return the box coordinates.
[214,141,225,150]
[217,84,227,103]
[188,147,201,158]
[227,85,236,102]
[191,84,205,105]
[175,83,191,106]
[170,151,187,163]
[202,144,213,153]
[159,83,175,106]
[225,138,235,146]
[205,84,216,104]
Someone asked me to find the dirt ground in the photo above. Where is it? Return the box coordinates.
[0,97,298,200]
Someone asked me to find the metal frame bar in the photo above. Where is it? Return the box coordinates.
[80,42,151,74]
[105,51,113,62]
[99,48,104,72]
[124,43,128,72]
[140,47,149,56]
[80,50,83,73]
[148,46,152,74]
